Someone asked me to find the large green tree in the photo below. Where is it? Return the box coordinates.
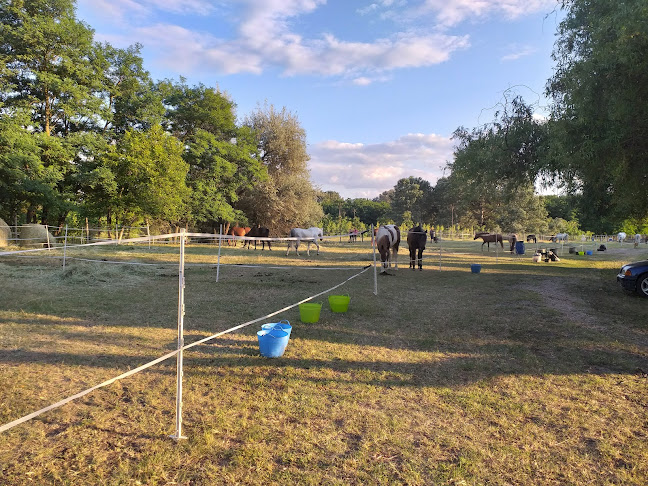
[448,96,549,229]
[102,125,189,227]
[240,103,322,235]
[99,43,164,136]
[0,0,103,136]
[389,176,434,225]
[161,80,266,231]
[547,0,648,226]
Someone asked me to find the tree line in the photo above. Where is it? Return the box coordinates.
[326,0,648,236]
[0,0,321,236]
[1,0,647,237]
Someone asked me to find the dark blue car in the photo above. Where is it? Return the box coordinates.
[617,260,648,297]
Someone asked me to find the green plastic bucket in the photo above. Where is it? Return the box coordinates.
[299,302,322,323]
[328,295,350,313]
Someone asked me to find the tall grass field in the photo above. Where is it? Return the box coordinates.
[1,236,647,485]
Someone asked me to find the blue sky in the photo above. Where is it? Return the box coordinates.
[76,0,562,199]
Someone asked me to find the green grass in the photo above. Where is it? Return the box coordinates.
[0,238,647,485]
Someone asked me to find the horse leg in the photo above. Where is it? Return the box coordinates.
[418,248,424,270]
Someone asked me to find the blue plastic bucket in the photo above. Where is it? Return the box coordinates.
[471,264,481,274]
[515,241,525,255]
[261,320,292,337]
[257,329,289,358]
[585,250,593,255]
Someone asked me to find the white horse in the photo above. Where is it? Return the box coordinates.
[375,224,400,273]
[286,227,323,256]
[551,233,568,242]
[617,232,627,243]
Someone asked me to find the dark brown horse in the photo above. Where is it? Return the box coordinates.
[474,232,503,251]
[244,226,271,250]
[407,225,427,271]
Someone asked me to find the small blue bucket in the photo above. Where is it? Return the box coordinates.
[257,329,290,358]
[471,264,482,274]
[261,320,292,337]
[515,241,525,255]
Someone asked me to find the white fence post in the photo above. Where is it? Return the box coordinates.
[371,224,378,295]
[170,229,187,440]
[216,224,223,283]
[62,225,68,269]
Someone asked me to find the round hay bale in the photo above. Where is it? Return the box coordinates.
[19,224,55,247]
[0,218,10,247]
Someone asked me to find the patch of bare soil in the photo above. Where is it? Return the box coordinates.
[523,278,603,330]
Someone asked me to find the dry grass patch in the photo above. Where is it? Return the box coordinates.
[0,239,647,484]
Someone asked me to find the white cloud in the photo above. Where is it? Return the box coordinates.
[308,133,454,198]
[416,0,556,27]
[501,44,536,62]
[124,19,470,79]
[78,0,214,20]
[79,0,555,81]
[79,0,471,79]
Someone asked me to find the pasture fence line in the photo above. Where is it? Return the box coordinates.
[0,246,372,436]
[0,229,370,259]
[3,224,150,246]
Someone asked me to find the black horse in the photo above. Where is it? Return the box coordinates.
[244,226,271,250]
[407,225,427,271]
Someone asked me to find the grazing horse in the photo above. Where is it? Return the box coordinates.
[376,224,400,273]
[286,227,323,256]
[509,234,518,252]
[526,234,537,243]
[617,232,627,243]
[227,226,250,246]
[407,225,427,271]
[474,232,503,251]
[244,226,271,250]
[550,233,568,243]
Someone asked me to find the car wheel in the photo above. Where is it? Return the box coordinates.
[638,274,648,298]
